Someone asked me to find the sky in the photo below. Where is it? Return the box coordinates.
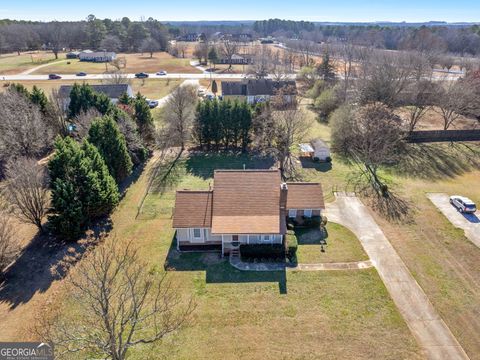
[1,0,480,23]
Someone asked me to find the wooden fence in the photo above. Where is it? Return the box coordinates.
[406,130,480,143]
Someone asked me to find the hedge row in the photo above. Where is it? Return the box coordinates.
[240,244,285,260]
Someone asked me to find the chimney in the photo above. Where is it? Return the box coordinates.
[280,182,288,209]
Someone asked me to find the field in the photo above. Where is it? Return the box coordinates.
[32,52,201,75]
[295,223,369,264]
[0,78,182,100]
[0,52,58,75]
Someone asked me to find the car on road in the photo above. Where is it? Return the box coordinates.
[135,72,149,79]
[48,74,62,80]
[450,195,477,214]
[146,99,159,108]
[76,72,87,76]
[156,70,167,76]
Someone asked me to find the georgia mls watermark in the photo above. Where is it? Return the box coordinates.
[0,343,54,360]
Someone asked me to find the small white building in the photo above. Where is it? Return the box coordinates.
[311,139,331,162]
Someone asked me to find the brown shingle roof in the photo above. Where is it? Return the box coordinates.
[286,183,325,210]
[172,191,212,228]
[211,170,281,234]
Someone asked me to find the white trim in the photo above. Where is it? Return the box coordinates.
[191,228,204,243]
[288,209,297,218]
[304,209,312,218]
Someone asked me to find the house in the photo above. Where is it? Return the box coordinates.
[58,84,133,109]
[178,33,205,42]
[172,169,324,255]
[221,79,297,104]
[215,54,252,65]
[234,33,254,42]
[79,51,116,62]
[300,139,331,162]
[66,51,80,59]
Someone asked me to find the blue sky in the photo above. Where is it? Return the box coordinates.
[1,0,480,22]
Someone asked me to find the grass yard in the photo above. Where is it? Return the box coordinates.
[0,79,182,100]
[295,223,369,264]
[99,151,421,360]
[32,52,201,75]
[0,52,57,75]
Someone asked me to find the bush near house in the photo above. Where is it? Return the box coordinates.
[302,216,322,228]
[240,244,285,261]
[286,230,298,262]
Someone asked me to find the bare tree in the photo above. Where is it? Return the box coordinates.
[159,85,198,152]
[401,80,437,131]
[102,70,131,85]
[0,91,53,160]
[141,37,160,58]
[2,157,50,232]
[0,212,17,275]
[434,80,477,130]
[73,108,103,139]
[46,89,69,137]
[338,41,357,101]
[331,104,405,197]
[220,40,239,71]
[100,35,122,52]
[39,237,195,360]
[193,42,209,64]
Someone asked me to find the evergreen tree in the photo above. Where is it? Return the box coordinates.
[118,92,131,105]
[30,85,48,113]
[239,101,252,153]
[88,116,133,183]
[8,83,30,97]
[211,80,218,96]
[133,93,155,145]
[208,47,218,69]
[317,51,336,82]
[48,136,119,239]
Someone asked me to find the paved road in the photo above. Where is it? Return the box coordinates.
[326,193,469,360]
[427,193,480,248]
[0,73,272,81]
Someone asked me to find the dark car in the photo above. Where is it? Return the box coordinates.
[76,72,87,76]
[48,74,62,80]
[135,72,149,79]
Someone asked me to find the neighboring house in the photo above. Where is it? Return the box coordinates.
[66,51,80,59]
[172,169,324,255]
[233,33,254,42]
[300,139,331,161]
[58,84,133,109]
[178,33,205,42]
[215,54,252,65]
[79,51,116,62]
[221,79,297,104]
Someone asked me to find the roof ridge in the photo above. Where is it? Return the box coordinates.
[176,190,213,193]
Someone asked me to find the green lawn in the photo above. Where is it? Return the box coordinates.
[295,222,369,264]
[48,149,422,359]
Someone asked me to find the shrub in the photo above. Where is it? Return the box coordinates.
[321,215,328,227]
[302,216,322,228]
[286,231,298,262]
[240,244,285,261]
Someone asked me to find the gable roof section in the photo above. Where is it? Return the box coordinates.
[211,170,281,234]
[221,79,297,97]
[172,191,213,228]
[58,84,131,99]
[286,183,325,210]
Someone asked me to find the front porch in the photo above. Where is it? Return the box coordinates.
[221,234,283,256]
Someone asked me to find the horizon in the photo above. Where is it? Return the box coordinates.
[2,0,480,23]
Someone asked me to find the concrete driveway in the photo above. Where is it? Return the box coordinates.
[427,193,480,248]
[326,193,469,360]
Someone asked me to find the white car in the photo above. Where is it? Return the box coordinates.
[449,195,477,214]
[146,99,159,108]
[156,70,167,76]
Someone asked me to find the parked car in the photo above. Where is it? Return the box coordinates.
[76,72,87,76]
[135,72,149,79]
[156,70,167,76]
[48,74,62,80]
[146,99,159,108]
[450,195,477,214]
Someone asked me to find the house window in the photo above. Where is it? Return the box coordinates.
[193,228,202,239]
[304,209,312,218]
[288,209,297,218]
[262,235,271,243]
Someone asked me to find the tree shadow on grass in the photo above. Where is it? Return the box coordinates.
[163,235,287,294]
[295,227,327,245]
[396,142,480,180]
[299,157,332,172]
[0,219,112,310]
[185,152,275,180]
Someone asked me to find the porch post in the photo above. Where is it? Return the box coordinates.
[221,235,224,258]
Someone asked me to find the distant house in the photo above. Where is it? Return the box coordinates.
[178,33,206,42]
[58,84,133,109]
[221,79,297,104]
[300,139,331,162]
[215,54,252,65]
[233,33,253,42]
[79,51,116,62]
[173,169,325,254]
[66,51,80,59]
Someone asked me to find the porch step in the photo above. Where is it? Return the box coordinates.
[230,249,240,258]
